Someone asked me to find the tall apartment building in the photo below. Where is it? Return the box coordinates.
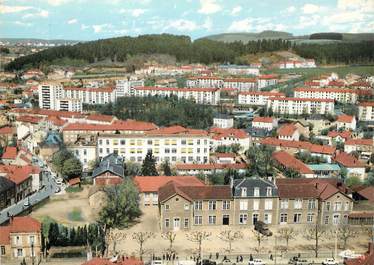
[56,98,83,112]
[294,87,359,104]
[131,86,220,105]
[186,76,223,88]
[238,91,285,106]
[258,75,278,89]
[38,83,64,110]
[63,87,116,105]
[358,102,374,121]
[97,125,210,164]
[223,78,257,91]
[267,97,335,115]
[115,79,144,98]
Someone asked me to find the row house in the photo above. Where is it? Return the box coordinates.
[0,216,41,260]
[97,125,210,165]
[238,91,285,106]
[257,75,278,89]
[294,87,359,104]
[218,65,260,76]
[158,177,352,232]
[358,102,374,122]
[344,138,374,158]
[186,76,223,88]
[267,97,334,115]
[209,127,251,153]
[252,117,278,131]
[223,78,257,92]
[131,86,220,105]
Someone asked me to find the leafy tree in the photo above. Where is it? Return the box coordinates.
[345,176,362,187]
[141,150,158,176]
[161,160,172,176]
[125,162,142,176]
[246,145,275,177]
[51,149,72,173]
[365,170,374,186]
[62,157,82,179]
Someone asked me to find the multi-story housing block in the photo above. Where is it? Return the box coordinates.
[218,65,260,76]
[238,91,285,106]
[115,79,144,98]
[294,87,359,104]
[186,76,223,88]
[358,102,374,121]
[257,75,278,89]
[97,125,210,164]
[223,78,257,91]
[267,97,334,115]
[56,98,82,112]
[63,87,116,105]
[38,83,64,110]
[131,86,220,105]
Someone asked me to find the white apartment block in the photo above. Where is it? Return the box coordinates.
[238,91,285,106]
[218,65,260,76]
[68,144,97,170]
[267,97,335,115]
[56,98,83,112]
[257,75,278,89]
[97,132,210,164]
[115,79,144,98]
[132,86,220,105]
[294,87,359,104]
[278,59,316,69]
[64,87,116,105]
[223,78,257,91]
[186,77,223,88]
[38,83,64,110]
[213,115,234,129]
[252,117,277,131]
[358,102,374,121]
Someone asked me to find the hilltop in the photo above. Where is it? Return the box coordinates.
[200,30,293,43]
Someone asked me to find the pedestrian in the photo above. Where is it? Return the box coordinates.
[240,255,243,262]
[270,254,273,261]
[209,253,212,260]
[249,254,253,261]
[216,252,219,260]
[162,254,165,260]
[236,256,239,263]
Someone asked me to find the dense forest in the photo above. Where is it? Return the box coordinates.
[310,33,343,40]
[5,34,374,71]
[84,95,217,129]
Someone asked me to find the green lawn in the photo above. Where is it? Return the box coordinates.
[65,186,83,193]
[67,208,84,222]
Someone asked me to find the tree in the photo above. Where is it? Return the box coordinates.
[253,230,267,252]
[62,157,82,179]
[125,162,142,176]
[51,149,72,174]
[345,176,362,187]
[361,225,374,243]
[186,231,212,258]
[335,224,358,249]
[277,227,297,251]
[245,145,275,177]
[161,231,177,252]
[365,170,374,186]
[304,224,328,257]
[161,160,172,176]
[105,230,126,255]
[141,150,158,176]
[132,232,155,260]
[218,230,243,253]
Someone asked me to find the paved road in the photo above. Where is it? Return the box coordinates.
[0,162,58,224]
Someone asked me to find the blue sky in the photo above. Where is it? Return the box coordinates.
[1,0,373,40]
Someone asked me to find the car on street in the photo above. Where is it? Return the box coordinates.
[254,221,273,236]
[322,258,338,265]
[219,259,234,265]
[249,259,265,265]
[294,259,313,265]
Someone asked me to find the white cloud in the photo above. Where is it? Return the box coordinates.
[227,18,252,32]
[228,17,286,32]
[45,0,73,6]
[0,5,32,14]
[337,0,374,12]
[119,8,146,17]
[295,15,321,29]
[322,10,365,25]
[198,0,222,15]
[302,4,321,14]
[283,6,296,14]
[165,19,198,32]
[231,6,242,16]
[14,21,32,27]
[202,17,213,31]
[81,24,89,30]
[22,9,49,19]
[67,18,78,24]
[92,23,113,33]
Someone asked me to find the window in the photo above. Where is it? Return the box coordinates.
[165,219,170,228]
[326,202,331,211]
[265,199,273,210]
[208,201,216,210]
[254,187,260,197]
[333,214,340,225]
[264,213,272,224]
[307,213,314,223]
[194,216,202,225]
[222,200,230,210]
[253,213,259,224]
[253,200,259,211]
[239,200,248,211]
[165,204,170,211]
[120,140,126,145]
[266,187,272,197]
[241,187,247,197]
[181,140,186,145]
[208,215,216,225]
[308,200,316,210]
[184,204,189,210]
[1,246,5,255]
[29,236,35,245]
[334,202,342,211]
[280,199,288,209]
[293,213,302,223]
[280,213,288,223]
[194,201,202,210]
[239,214,248,224]
[344,202,350,211]
[324,215,330,225]
[184,218,189,228]
[294,199,302,209]
[17,249,23,257]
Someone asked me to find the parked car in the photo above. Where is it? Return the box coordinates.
[202,260,217,265]
[254,221,273,236]
[322,258,338,265]
[248,259,265,265]
[295,259,313,265]
[219,259,234,265]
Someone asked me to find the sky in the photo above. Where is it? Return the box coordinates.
[0,0,374,41]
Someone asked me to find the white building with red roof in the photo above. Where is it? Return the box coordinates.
[294,87,360,104]
[252,116,277,131]
[186,76,223,88]
[333,152,366,180]
[336,114,356,131]
[277,123,299,141]
[223,78,257,91]
[257,74,278,88]
[238,91,285,106]
[358,102,374,122]
[267,97,334,115]
[209,127,251,153]
[344,138,374,157]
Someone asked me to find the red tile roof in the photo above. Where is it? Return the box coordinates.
[64,86,114,93]
[268,96,334,103]
[2,146,17,160]
[277,124,297,137]
[16,115,43,124]
[327,131,351,139]
[359,101,374,107]
[215,152,236,158]
[146,125,207,136]
[175,163,247,170]
[63,120,157,132]
[209,127,248,140]
[277,184,319,199]
[0,165,40,185]
[272,151,313,174]
[333,152,365,168]
[253,117,273,123]
[345,138,373,146]
[224,78,256,83]
[46,115,67,127]
[86,114,115,123]
[337,114,354,123]
[135,86,219,93]
[258,74,278,79]
[294,87,360,94]
[238,91,284,97]
[0,216,41,245]
[134,175,205,192]
[0,126,14,134]
[0,226,11,245]
[357,187,374,202]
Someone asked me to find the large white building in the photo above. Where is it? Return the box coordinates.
[63,86,116,105]
[257,75,278,89]
[294,87,359,104]
[131,86,220,105]
[115,79,144,98]
[267,97,335,115]
[186,76,223,88]
[218,65,260,76]
[38,83,64,110]
[223,78,257,91]
[97,125,210,164]
[358,102,374,122]
[238,91,285,106]
[56,98,83,112]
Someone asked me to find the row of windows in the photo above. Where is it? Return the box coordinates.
[99,139,209,146]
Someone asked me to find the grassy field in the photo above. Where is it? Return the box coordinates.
[266,65,374,78]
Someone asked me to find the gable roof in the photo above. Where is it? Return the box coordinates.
[277,124,297,137]
[0,216,41,245]
[333,152,365,168]
[253,117,273,123]
[92,154,125,179]
[272,151,313,174]
[327,131,351,139]
[232,178,278,197]
[0,165,40,185]
[1,146,17,160]
[337,114,355,123]
[134,175,204,193]
[209,127,248,140]
[358,186,374,202]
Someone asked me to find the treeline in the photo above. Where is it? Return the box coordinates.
[5,34,292,70]
[294,41,374,64]
[84,95,216,129]
[310,33,343,40]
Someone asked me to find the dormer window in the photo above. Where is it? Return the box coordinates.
[241,187,247,197]
[266,187,272,197]
[254,187,260,197]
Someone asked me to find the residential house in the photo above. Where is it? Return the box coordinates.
[272,151,314,178]
[209,128,251,153]
[306,164,341,178]
[327,131,351,145]
[0,176,15,210]
[213,114,234,129]
[333,152,366,181]
[336,115,356,131]
[277,124,300,141]
[252,117,277,131]
[344,139,374,159]
[1,147,18,164]
[92,153,125,185]
[358,102,374,122]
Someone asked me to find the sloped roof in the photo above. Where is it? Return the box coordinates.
[134,175,204,193]
[337,114,355,123]
[272,151,313,174]
[1,146,17,160]
[277,124,297,137]
[358,186,374,202]
[333,152,365,168]
[233,178,278,197]
[92,154,125,179]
